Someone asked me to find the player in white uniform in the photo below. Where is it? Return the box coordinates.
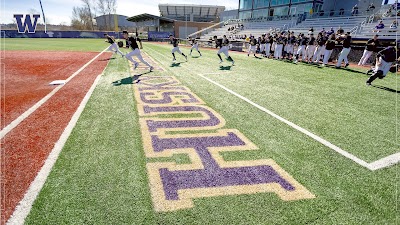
[104,33,124,57]
[189,38,202,57]
[122,31,153,71]
[214,35,235,66]
[248,36,257,57]
[169,35,187,62]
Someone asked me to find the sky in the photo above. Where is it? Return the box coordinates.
[0,0,395,25]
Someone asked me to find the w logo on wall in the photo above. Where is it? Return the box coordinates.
[13,14,41,33]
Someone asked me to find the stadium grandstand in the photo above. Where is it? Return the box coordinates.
[191,0,398,46]
[159,4,225,22]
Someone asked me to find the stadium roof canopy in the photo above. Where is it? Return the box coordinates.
[159,4,225,22]
[126,13,175,23]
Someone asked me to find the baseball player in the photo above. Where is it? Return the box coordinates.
[274,33,284,59]
[336,32,352,68]
[104,33,124,57]
[366,45,399,85]
[260,34,267,57]
[358,34,379,66]
[189,37,202,57]
[312,32,327,63]
[306,33,316,63]
[285,32,296,60]
[266,33,273,58]
[169,35,188,62]
[214,35,235,65]
[122,31,153,71]
[294,33,308,64]
[321,34,336,67]
[248,36,257,57]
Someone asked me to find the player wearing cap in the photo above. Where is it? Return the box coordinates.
[169,35,188,62]
[189,37,202,57]
[358,34,379,66]
[366,45,399,85]
[122,31,153,71]
[214,35,235,65]
[312,32,327,63]
[294,33,308,64]
[336,32,352,68]
[104,33,124,57]
[248,36,257,57]
[321,33,336,67]
[305,33,316,63]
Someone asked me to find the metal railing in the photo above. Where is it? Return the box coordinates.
[187,20,227,38]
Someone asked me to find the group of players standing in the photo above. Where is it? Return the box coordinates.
[104,30,397,86]
[246,30,355,68]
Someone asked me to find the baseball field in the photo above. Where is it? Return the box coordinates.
[1,38,399,224]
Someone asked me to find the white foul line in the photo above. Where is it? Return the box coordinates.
[6,74,102,225]
[0,47,108,139]
[196,74,399,171]
[145,45,399,170]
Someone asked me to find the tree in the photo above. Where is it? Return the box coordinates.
[95,0,117,31]
[71,6,92,30]
[96,0,108,30]
[81,0,95,30]
[106,0,117,30]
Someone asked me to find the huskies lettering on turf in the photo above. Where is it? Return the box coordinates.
[13,14,41,33]
[134,75,315,212]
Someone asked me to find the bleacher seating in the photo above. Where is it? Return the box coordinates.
[355,17,398,39]
[196,5,400,43]
[289,16,367,35]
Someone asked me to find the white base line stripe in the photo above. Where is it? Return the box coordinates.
[0,47,108,139]
[369,153,400,171]
[6,74,102,225]
[197,74,400,171]
[145,46,399,170]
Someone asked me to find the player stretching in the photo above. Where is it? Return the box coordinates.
[214,35,235,65]
[122,31,153,71]
[366,45,399,85]
[169,35,187,62]
[189,38,202,57]
[104,33,124,57]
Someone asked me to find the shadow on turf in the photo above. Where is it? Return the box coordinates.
[99,57,116,61]
[191,56,201,58]
[112,71,152,86]
[372,85,400,93]
[219,66,232,70]
[170,62,187,67]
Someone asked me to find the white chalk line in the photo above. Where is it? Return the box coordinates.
[6,74,103,225]
[197,74,399,171]
[146,45,400,171]
[0,47,108,139]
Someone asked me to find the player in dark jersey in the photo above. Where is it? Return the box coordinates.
[260,34,267,57]
[266,33,273,58]
[294,34,308,64]
[104,33,124,57]
[214,35,235,65]
[248,36,257,57]
[321,34,336,67]
[358,34,379,66]
[336,32,352,68]
[366,46,399,85]
[312,32,327,63]
[169,35,187,62]
[306,33,316,63]
[122,31,153,71]
[189,37,202,57]
[274,33,284,59]
[284,32,296,60]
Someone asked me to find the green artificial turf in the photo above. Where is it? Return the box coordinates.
[25,41,399,224]
[3,38,121,52]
